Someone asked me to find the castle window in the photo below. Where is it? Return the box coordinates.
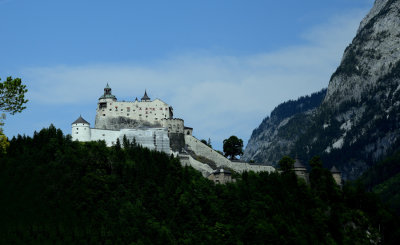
[103,114,106,116]
[109,109,112,111]
[127,107,130,112]
[155,118,158,120]
[127,114,130,116]
[76,132,78,134]
[160,108,162,110]
[76,128,78,130]
[139,114,142,116]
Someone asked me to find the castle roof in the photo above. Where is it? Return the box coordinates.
[72,115,90,125]
[294,158,306,169]
[330,166,341,173]
[99,83,117,100]
[141,90,150,101]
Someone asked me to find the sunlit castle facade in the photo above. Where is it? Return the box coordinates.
[71,84,192,154]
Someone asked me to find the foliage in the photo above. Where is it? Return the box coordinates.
[0,114,8,154]
[223,135,243,160]
[0,126,399,244]
[200,138,212,148]
[0,76,28,154]
[278,156,294,172]
[0,76,28,115]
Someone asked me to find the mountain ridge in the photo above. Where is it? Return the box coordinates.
[243,0,400,180]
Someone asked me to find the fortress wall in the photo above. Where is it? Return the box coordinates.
[161,118,184,134]
[184,135,275,173]
[179,154,214,177]
[91,129,120,146]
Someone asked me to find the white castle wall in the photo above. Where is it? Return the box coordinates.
[90,128,120,146]
[184,135,275,173]
[72,127,171,154]
[96,98,172,128]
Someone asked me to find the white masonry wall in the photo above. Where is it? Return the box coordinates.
[96,98,171,128]
[90,128,121,146]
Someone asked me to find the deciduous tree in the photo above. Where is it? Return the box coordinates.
[223,135,243,160]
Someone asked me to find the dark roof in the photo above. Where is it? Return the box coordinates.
[72,115,90,125]
[141,90,150,101]
[294,159,306,169]
[330,166,341,173]
[213,168,232,175]
[184,126,193,130]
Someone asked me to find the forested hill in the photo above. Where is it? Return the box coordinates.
[0,125,400,244]
[242,89,326,164]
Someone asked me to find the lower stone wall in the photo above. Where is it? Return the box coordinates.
[184,135,275,173]
[178,154,214,177]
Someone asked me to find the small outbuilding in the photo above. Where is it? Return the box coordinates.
[208,168,233,184]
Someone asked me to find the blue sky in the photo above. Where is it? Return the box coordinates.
[1,0,374,151]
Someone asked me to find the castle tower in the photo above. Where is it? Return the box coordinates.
[71,115,91,142]
[293,158,308,183]
[330,166,342,186]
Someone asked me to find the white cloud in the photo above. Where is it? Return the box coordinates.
[20,9,367,150]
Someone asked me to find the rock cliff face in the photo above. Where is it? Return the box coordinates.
[244,0,400,180]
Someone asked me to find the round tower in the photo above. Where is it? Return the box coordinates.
[71,115,91,142]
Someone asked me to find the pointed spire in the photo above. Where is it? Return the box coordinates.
[72,115,90,125]
[141,89,151,101]
[105,83,110,89]
[330,166,341,173]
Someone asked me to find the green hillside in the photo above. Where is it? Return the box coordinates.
[0,125,399,244]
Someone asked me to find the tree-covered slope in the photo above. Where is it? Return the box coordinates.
[243,89,326,164]
[0,125,399,244]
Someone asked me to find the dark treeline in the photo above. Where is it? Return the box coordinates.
[0,125,399,244]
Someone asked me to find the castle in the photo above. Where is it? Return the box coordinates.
[72,84,275,176]
[72,84,192,154]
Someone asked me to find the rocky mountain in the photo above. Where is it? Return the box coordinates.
[244,0,400,180]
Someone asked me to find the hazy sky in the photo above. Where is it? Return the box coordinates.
[1,0,374,150]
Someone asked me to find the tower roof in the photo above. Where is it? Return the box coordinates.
[72,115,90,125]
[294,158,306,169]
[141,90,151,101]
[330,166,341,173]
[99,83,117,100]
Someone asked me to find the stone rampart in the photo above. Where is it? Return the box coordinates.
[184,135,275,173]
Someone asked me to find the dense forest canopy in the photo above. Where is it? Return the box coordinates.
[0,125,399,244]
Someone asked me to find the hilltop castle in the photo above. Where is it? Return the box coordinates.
[72,84,275,176]
[72,84,192,154]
